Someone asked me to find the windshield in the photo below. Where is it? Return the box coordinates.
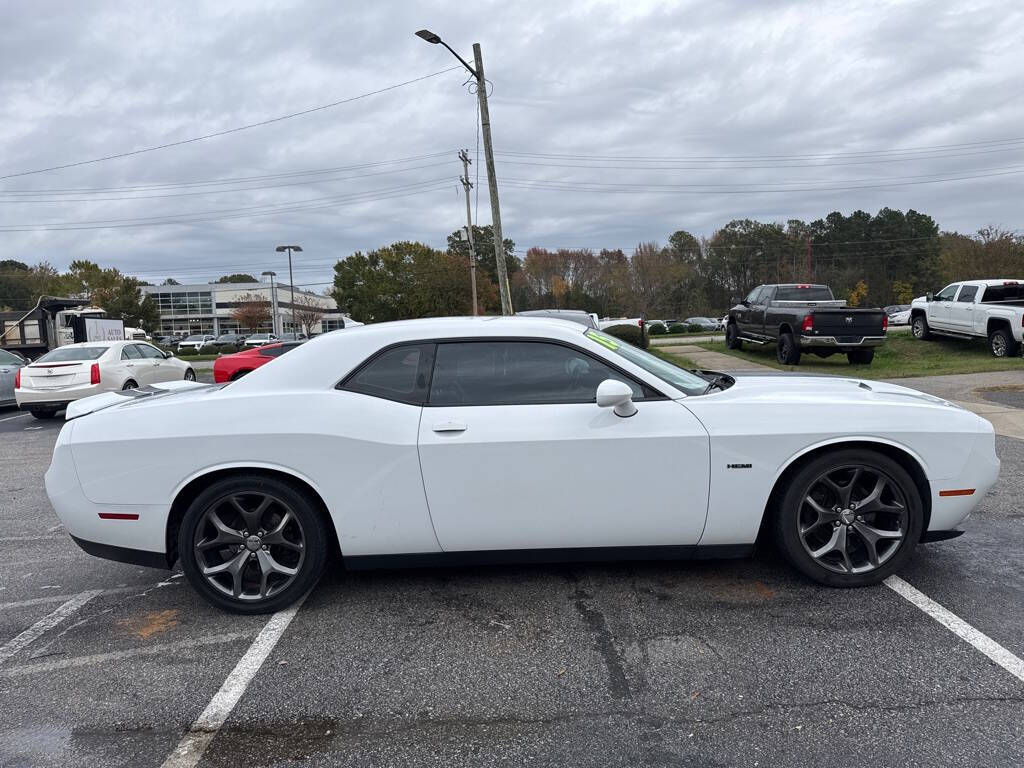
[583,330,709,395]
[774,286,834,301]
[36,346,108,363]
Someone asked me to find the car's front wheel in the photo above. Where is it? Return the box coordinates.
[911,314,931,340]
[774,449,923,587]
[178,474,328,614]
[725,323,743,350]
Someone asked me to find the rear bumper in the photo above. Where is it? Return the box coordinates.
[17,383,102,409]
[70,535,172,569]
[800,335,886,349]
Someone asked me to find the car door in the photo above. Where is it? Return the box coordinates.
[928,284,959,329]
[137,343,171,382]
[748,286,771,336]
[118,343,147,384]
[948,284,978,332]
[416,339,710,553]
[733,286,761,337]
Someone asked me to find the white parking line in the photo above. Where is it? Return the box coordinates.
[160,592,309,768]
[0,585,150,612]
[0,413,29,422]
[0,632,253,678]
[0,589,102,664]
[885,575,1024,683]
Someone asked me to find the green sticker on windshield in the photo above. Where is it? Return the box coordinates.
[586,330,619,350]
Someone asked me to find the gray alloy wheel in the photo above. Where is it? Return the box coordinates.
[193,492,306,602]
[911,315,930,340]
[184,368,196,381]
[797,464,908,574]
[774,449,923,587]
[989,328,1017,358]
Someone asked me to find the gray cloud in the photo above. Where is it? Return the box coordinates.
[1,0,1021,289]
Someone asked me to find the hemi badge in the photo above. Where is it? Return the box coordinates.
[938,489,975,497]
[98,513,140,520]
[727,463,752,469]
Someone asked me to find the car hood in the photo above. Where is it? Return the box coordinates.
[65,380,219,419]
[704,372,960,409]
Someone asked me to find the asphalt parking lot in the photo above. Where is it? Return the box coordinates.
[1,387,1022,767]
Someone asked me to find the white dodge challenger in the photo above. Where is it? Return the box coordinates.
[45,317,999,613]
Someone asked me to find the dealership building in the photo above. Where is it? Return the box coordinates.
[141,281,346,337]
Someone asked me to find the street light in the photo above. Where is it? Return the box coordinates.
[415,29,512,315]
[275,245,302,333]
[261,271,278,335]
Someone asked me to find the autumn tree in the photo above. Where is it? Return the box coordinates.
[231,293,271,332]
[290,293,327,336]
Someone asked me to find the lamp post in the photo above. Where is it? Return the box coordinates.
[415,29,512,315]
[275,245,302,333]
[261,270,278,335]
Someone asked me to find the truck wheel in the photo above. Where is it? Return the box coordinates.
[725,323,743,350]
[911,314,931,340]
[776,333,801,365]
[989,328,1018,358]
[847,349,875,365]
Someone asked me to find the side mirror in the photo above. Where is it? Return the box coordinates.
[926,292,934,302]
[596,379,637,418]
[730,296,741,306]
[164,351,175,358]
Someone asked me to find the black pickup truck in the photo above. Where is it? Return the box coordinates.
[725,284,887,365]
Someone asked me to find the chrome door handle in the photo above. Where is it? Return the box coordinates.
[432,421,467,433]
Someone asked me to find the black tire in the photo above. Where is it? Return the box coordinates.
[725,323,743,350]
[31,409,59,420]
[122,380,138,390]
[773,449,923,587]
[911,314,931,340]
[776,332,801,365]
[847,349,875,365]
[184,368,196,381]
[178,474,328,614]
[812,350,835,358]
[989,328,1018,358]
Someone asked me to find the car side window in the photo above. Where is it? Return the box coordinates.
[121,344,143,360]
[138,344,164,359]
[956,285,978,303]
[341,343,435,405]
[428,341,644,407]
[935,284,959,301]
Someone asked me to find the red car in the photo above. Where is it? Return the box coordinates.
[213,341,304,383]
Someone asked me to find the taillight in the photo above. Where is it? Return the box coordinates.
[882,314,889,331]
[90,363,101,385]
[14,368,20,389]
[801,314,814,332]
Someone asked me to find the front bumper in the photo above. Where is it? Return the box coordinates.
[799,335,886,349]
[927,424,1000,532]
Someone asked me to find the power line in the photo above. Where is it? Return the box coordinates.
[0,67,462,181]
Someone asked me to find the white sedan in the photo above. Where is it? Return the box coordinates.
[45,317,998,613]
[16,341,196,419]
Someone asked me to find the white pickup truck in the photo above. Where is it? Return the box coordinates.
[910,279,1024,357]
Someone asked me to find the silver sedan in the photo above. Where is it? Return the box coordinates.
[0,348,27,407]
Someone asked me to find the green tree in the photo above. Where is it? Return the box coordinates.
[215,273,258,283]
[446,224,519,286]
[68,260,159,330]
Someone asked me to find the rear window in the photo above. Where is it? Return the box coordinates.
[981,283,1024,303]
[774,286,834,301]
[36,346,108,363]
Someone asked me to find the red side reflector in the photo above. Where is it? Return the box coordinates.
[801,313,814,332]
[90,363,100,385]
[98,512,140,520]
[14,368,20,389]
[938,489,975,497]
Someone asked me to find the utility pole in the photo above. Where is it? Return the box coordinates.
[458,149,479,315]
[414,30,512,314]
[806,238,812,281]
[275,245,302,333]
[472,43,512,315]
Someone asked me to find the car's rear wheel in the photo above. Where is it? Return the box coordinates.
[122,380,138,390]
[30,409,59,420]
[776,332,801,365]
[989,328,1018,358]
[774,449,923,587]
[178,475,328,614]
[725,323,743,350]
[847,349,875,365]
[184,369,196,381]
[911,314,931,340]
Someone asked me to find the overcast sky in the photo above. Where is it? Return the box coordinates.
[1,0,1021,289]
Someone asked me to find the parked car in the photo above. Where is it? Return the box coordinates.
[910,280,1024,357]
[46,317,997,613]
[16,341,195,419]
[516,309,600,329]
[726,284,887,365]
[886,305,912,326]
[244,333,280,347]
[598,317,643,331]
[277,332,308,342]
[211,333,249,348]
[177,334,216,352]
[683,317,720,331]
[0,348,27,407]
[213,341,305,383]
